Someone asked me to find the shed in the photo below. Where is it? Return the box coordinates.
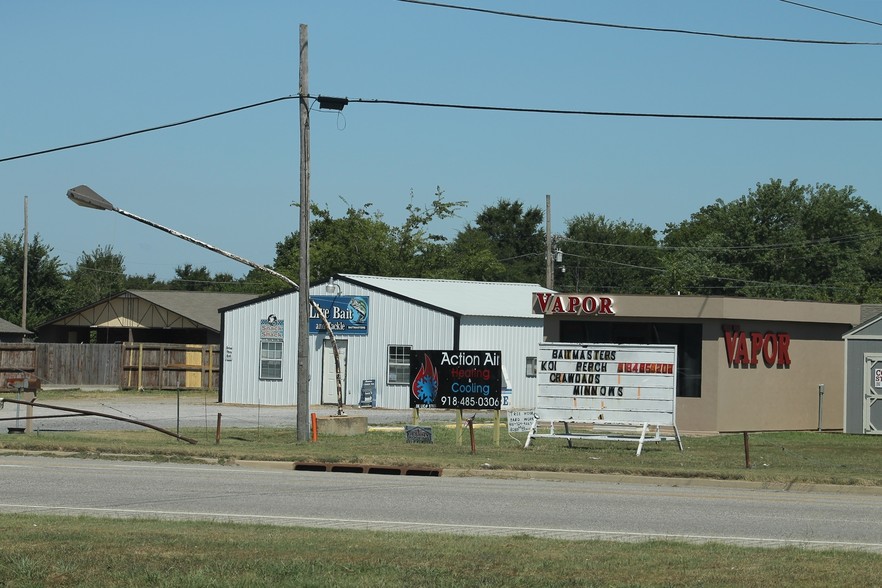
[842,307,882,434]
[36,290,259,345]
[220,274,553,409]
[0,317,31,343]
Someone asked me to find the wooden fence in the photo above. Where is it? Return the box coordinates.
[122,343,220,391]
[0,343,220,391]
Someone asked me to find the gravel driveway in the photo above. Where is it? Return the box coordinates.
[0,392,499,434]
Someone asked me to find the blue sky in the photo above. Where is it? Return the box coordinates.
[3,1,882,281]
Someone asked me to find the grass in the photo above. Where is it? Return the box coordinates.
[1,415,881,486]
[1,514,880,587]
[2,391,881,585]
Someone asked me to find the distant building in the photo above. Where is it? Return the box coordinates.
[36,290,259,345]
[0,317,31,343]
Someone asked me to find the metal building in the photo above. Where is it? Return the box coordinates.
[219,274,553,409]
[842,307,882,434]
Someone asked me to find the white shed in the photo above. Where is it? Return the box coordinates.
[220,274,553,409]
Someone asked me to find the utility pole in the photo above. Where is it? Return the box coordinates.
[545,194,553,290]
[297,24,311,442]
[21,196,28,329]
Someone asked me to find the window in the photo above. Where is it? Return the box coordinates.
[387,345,412,384]
[260,340,283,380]
[560,320,702,398]
[525,356,537,378]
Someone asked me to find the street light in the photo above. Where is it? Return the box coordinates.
[67,184,345,440]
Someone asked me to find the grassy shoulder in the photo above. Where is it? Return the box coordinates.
[1,513,880,587]
[1,417,881,486]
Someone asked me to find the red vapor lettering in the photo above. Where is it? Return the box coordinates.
[724,328,792,367]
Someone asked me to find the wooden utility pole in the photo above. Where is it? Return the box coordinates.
[297,24,311,442]
[545,194,553,289]
[21,196,28,329]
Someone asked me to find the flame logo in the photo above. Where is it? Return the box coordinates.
[412,353,439,404]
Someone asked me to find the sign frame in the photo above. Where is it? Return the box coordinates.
[308,295,370,336]
[409,350,503,410]
[526,342,683,455]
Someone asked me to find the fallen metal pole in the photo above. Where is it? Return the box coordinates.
[0,397,198,444]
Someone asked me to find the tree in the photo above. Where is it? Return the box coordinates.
[67,245,127,308]
[560,214,660,293]
[0,233,69,329]
[166,264,253,292]
[433,228,507,281]
[390,187,466,277]
[656,179,882,302]
[124,273,165,290]
[269,187,467,285]
[467,199,545,284]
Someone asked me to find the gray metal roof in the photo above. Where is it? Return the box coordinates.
[338,274,554,319]
[127,290,259,331]
[0,317,31,335]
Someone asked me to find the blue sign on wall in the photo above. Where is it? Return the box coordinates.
[308,295,369,336]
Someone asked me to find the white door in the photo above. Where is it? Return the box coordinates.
[864,355,882,434]
[322,339,347,405]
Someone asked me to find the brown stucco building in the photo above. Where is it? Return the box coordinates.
[536,293,862,433]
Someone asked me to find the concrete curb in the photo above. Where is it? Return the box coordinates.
[3,449,881,495]
[227,458,882,495]
[441,467,882,495]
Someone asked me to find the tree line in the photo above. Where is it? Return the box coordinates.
[3,179,881,331]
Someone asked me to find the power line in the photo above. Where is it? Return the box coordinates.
[346,96,882,121]
[398,0,882,45]
[5,94,882,165]
[560,230,882,252]
[0,96,297,164]
[778,0,882,28]
[563,250,864,292]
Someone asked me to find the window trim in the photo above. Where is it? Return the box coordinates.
[259,340,283,381]
[387,344,412,385]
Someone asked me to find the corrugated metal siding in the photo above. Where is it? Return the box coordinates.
[459,317,543,410]
[222,281,545,409]
[310,282,454,409]
[222,295,298,406]
[223,287,455,408]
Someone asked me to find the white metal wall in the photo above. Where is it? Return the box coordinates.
[308,282,454,409]
[221,294,298,406]
[222,283,544,409]
[459,317,543,410]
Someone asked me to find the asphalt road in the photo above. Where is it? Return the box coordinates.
[1,455,881,552]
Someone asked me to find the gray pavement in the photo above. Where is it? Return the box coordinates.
[0,392,497,433]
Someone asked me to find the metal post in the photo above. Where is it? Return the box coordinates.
[545,194,553,289]
[743,431,751,469]
[818,384,825,431]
